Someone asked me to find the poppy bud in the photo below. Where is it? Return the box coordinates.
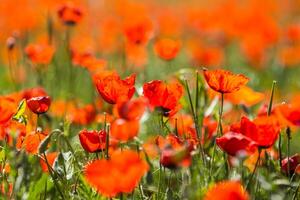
[281,154,300,175]
[6,37,16,51]
[160,146,190,169]
[27,96,51,114]
[78,130,106,153]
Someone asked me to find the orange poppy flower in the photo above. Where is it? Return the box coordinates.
[27,96,51,115]
[110,118,139,142]
[0,96,17,124]
[50,100,96,125]
[1,119,26,146]
[216,132,257,156]
[57,2,83,26]
[79,130,106,153]
[21,131,47,154]
[143,80,183,117]
[286,24,300,42]
[276,103,300,126]
[94,71,136,104]
[25,43,55,65]
[39,152,58,173]
[278,46,300,67]
[203,69,249,94]
[69,104,96,126]
[225,86,264,107]
[0,163,10,174]
[125,42,148,68]
[204,181,249,200]
[154,38,180,61]
[115,97,147,120]
[84,150,149,197]
[72,51,107,74]
[123,16,153,45]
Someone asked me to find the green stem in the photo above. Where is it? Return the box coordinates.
[267,81,276,116]
[184,79,205,164]
[279,133,282,168]
[286,127,291,178]
[209,93,224,179]
[293,180,300,200]
[105,125,110,160]
[246,149,261,190]
[157,164,162,199]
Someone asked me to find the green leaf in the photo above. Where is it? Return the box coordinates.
[38,134,52,154]
[27,173,54,199]
[0,149,5,162]
[12,99,28,125]
[63,120,71,137]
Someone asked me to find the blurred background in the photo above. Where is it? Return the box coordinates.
[1,1,300,96]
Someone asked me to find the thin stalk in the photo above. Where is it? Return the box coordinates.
[218,93,224,135]
[105,124,110,160]
[246,149,262,190]
[174,118,178,136]
[267,81,276,116]
[36,114,65,199]
[286,127,291,178]
[157,164,162,200]
[209,93,224,179]
[279,133,282,168]
[184,79,205,164]
[293,180,300,200]
[138,184,144,199]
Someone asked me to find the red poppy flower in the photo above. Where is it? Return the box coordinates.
[110,119,139,142]
[154,38,180,61]
[143,80,183,117]
[27,96,51,114]
[84,150,149,197]
[22,87,48,100]
[57,2,83,26]
[115,97,147,120]
[94,71,136,104]
[79,130,106,153]
[156,134,192,169]
[203,69,249,93]
[216,132,257,156]
[160,146,191,169]
[231,116,280,148]
[204,181,249,200]
[39,152,58,173]
[281,154,300,174]
[25,43,55,65]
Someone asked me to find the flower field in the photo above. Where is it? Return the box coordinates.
[1,0,300,199]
